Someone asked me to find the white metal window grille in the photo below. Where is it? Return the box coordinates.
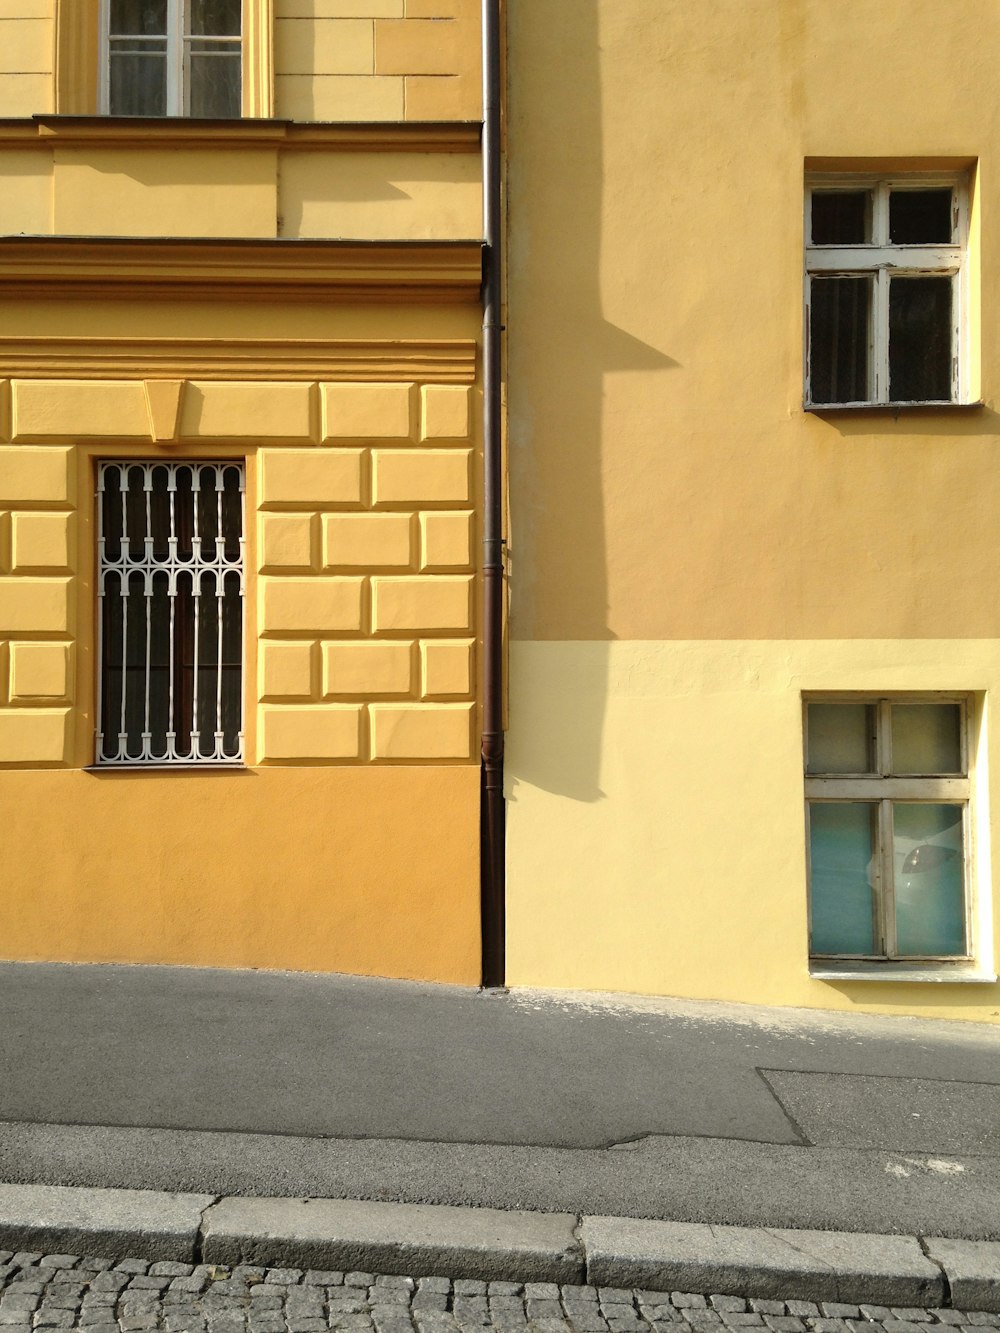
[804,174,969,407]
[103,0,242,118]
[97,461,245,766]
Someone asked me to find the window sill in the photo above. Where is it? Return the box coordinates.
[84,763,248,773]
[810,961,997,984]
[805,401,984,414]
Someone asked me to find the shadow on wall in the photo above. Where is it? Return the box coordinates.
[505,0,678,804]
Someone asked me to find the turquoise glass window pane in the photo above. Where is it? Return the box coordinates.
[806,703,874,774]
[893,803,966,956]
[891,703,962,774]
[809,803,877,954]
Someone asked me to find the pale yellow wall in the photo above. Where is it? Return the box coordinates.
[506,641,1000,1022]
[505,0,1000,1019]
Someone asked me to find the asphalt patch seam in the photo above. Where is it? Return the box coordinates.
[754,1070,811,1147]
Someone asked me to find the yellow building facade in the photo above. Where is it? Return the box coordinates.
[6,1,1000,1024]
[0,0,485,982]
[504,0,1000,1022]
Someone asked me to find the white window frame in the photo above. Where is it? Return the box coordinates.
[804,693,976,968]
[804,173,970,407]
[99,0,243,118]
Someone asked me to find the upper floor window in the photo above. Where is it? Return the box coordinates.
[103,0,242,118]
[805,173,969,407]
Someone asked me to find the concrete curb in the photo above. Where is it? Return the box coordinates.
[0,1185,214,1262]
[0,1186,996,1311]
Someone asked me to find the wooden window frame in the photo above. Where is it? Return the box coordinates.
[55,0,273,118]
[804,172,970,408]
[803,693,975,965]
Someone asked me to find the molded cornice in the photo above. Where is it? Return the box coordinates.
[0,238,485,303]
[0,337,477,384]
[0,117,482,153]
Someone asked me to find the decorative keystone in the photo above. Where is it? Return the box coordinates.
[144,380,185,444]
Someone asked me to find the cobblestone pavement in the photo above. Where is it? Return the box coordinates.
[0,1253,998,1333]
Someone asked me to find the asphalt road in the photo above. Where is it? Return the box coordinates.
[1,963,998,1237]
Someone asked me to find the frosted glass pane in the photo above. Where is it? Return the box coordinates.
[809,803,877,955]
[893,803,966,956]
[806,703,874,774]
[891,703,962,774]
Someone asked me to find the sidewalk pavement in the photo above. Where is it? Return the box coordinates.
[1,962,1000,1303]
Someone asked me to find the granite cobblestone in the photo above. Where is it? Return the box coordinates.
[0,1253,994,1333]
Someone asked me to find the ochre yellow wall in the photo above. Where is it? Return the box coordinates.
[0,766,480,980]
[0,300,483,981]
[0,137,482,242]
[274,0,481,122]
[505,0,1000,1019]
[0,5,52,117]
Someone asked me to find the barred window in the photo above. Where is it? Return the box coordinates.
[97,461,245,766]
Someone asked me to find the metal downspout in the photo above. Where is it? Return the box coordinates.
[480,0,505,988]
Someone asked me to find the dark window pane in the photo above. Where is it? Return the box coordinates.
[188,47,242,116]
[809,276,870,403]
[889,276,953,402]
[196,569,220,757]
[102,465,123,563]
[221,570,243,755]
[889,189,953,244]
[173,571,195,757]
[222,465,243,561]
[809,803,878,955]
[110,0,167,35]
[148,571,171,755]
[125,464,146,560]
[811,191,872,245]
[101,570,124,759]
[196,465,220,554]
[150,464,171,560]
[188,0,241,36]
[125,572,147,758]
[109,47,167,116]
[175,466,194,561]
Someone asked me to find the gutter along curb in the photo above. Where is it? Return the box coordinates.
[0,1185,997,1310]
